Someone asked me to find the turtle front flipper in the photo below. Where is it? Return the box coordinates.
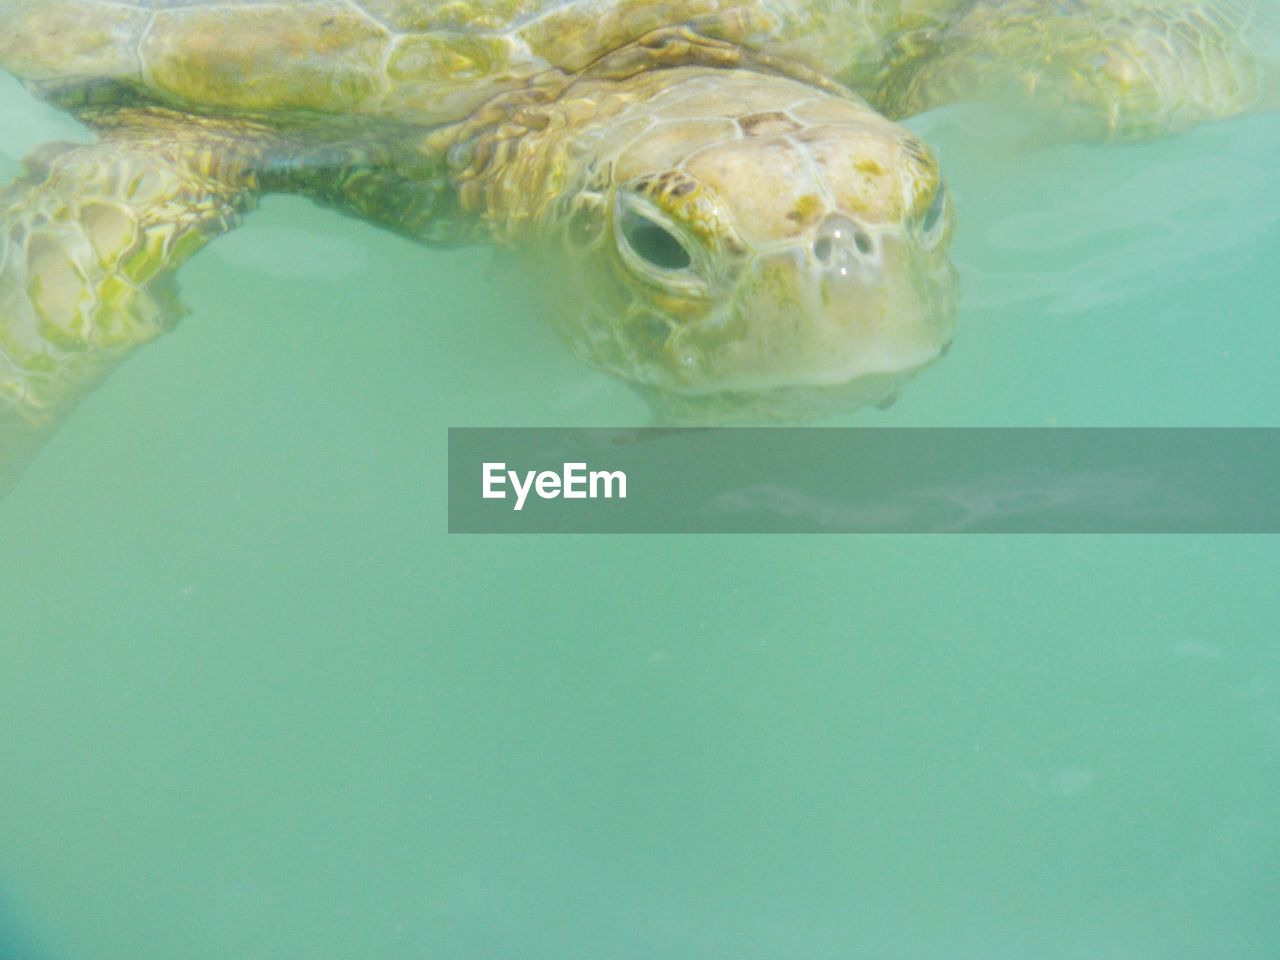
[0,112,262,495]
[880,0,1275,140]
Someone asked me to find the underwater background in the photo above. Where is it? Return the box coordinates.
[1,71,1279,959]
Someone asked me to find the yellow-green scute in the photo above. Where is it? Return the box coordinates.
[0,0,963,123]
[2,0,1269,129]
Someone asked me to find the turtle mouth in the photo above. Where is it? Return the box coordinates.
[542,226,958,424]
[633,360,944,426]
[652,235,958,399]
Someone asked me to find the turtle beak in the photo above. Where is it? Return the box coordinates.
[667,228,957,395]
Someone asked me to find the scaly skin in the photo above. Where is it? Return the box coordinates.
[879,0,1274,139]
[0,112,266,490]
[437,47,956,418]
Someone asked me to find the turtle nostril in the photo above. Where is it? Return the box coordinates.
[814,215,876,270]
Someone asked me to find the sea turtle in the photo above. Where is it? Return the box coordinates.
[0,0,1273,489]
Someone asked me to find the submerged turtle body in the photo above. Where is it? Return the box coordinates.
[0,0,1273,489]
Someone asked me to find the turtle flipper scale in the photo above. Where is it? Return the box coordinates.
[0,119,258,495]
[880,0,1273,139]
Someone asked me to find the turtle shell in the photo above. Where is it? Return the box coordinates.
[0,0,919,128]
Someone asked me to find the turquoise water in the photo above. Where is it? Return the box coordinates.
[2,71,1279,959]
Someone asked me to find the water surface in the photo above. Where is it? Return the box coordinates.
[1,73,1278,960]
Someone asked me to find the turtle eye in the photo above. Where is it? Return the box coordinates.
[619,208,693,271]
[919,182,947,247]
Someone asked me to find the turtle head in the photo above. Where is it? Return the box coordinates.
[519,68,958,422]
